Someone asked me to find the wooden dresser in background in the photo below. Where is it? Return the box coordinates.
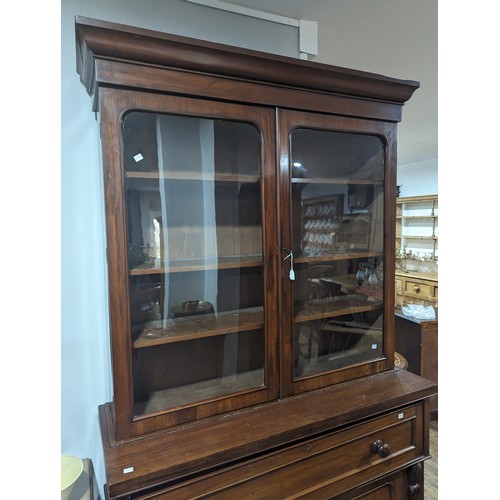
[395,195,438,309]
[395,270,438,309]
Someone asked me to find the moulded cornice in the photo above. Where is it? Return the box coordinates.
[75,16,419,104]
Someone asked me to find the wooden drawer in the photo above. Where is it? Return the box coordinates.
[405,281,433,298]
[137,404,425,499]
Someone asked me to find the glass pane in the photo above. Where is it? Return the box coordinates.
[290,128,385,379]
[123,111,265,416]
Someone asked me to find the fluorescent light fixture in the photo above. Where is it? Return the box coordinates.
[183,0,318,59]
[184,0,299,26]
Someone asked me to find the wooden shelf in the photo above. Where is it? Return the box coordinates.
[135,369,264,414]
[396,215,437,219]
[296,350,383,379]
[295,251,382,264]
[395,291,438,302]
[395,235,436,240]
[395,270,438,281]
[134,306,264,348]
[292,177,383,185]
[396,257,437,263]
[321,274,384,301]
[397,194,437,204]
[320,322,382,336]
[130,255,263,275]
[126,170,260,183]
[294,295,381,323]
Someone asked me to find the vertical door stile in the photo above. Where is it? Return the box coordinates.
[277,109,295,397]
[260,105,280,399]
[99,88,136,439]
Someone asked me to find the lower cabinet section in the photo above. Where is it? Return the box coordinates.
[100,370,435,500]
[136,467,424,500]
[137,405,424,499]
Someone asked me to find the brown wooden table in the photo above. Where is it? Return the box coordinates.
[395,312,438,420]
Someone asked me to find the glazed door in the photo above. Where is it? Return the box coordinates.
[99,88,279,438]
[278,109,397,396]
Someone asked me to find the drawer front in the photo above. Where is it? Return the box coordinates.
[402,296,437,308]
[405,281,432,298]
[138,404,424,499]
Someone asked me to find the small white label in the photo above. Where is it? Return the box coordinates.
[123,467,134,474]
[398,412,404,420]
[371,344,377,349]
[289,269,295,281]
[133,153,144,162]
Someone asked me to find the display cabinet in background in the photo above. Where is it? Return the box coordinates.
[394,196,438,420]
[76,17,436,499]
[395,195,438,309]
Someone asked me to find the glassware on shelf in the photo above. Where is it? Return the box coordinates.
[368,271,379,290]
[355,267,366,285]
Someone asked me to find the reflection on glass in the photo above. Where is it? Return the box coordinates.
[291,128,385,378]
[122,111,265,416]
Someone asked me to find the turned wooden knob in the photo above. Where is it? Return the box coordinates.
[413,285,420,293]
[372,439,391,458]
[408,463,422,496]
[408,483,421,496]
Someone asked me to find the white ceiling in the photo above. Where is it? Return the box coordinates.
[217,0,437,166]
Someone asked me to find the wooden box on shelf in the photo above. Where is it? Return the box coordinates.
[76,17,436,499]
